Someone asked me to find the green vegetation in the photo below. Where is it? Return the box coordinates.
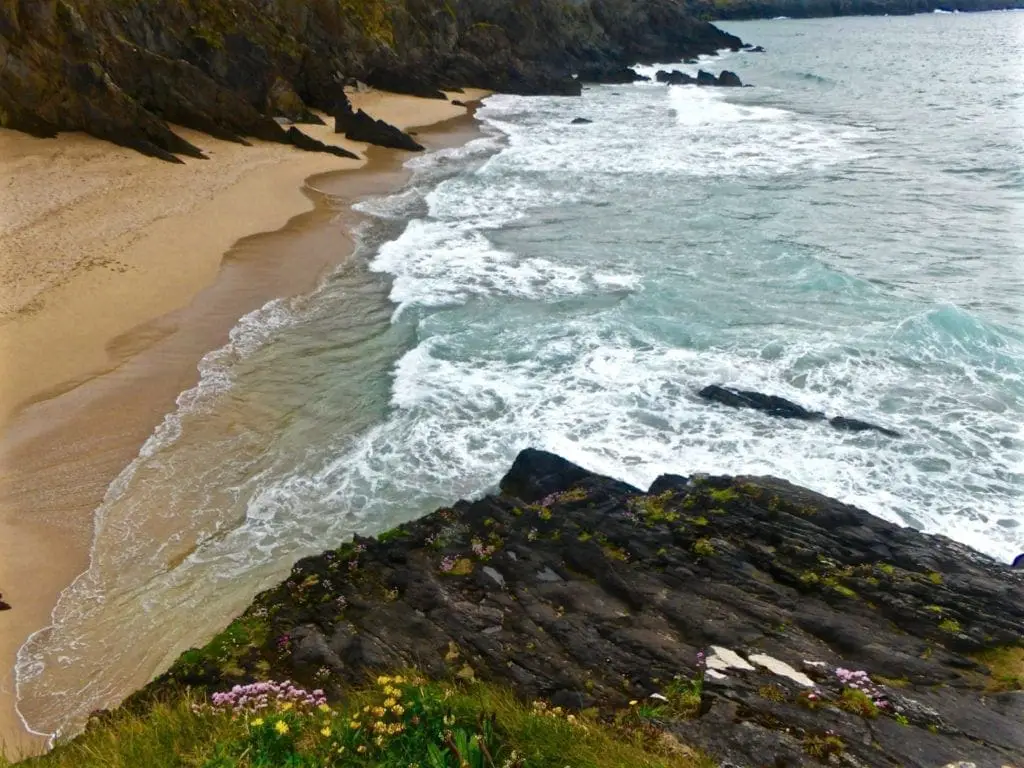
[757,684,785,703]
[802,732,845,761]
[837,688,879,719]
[631,491,680,524]
[170,614,268,679]
[707,488,739,505]
[877,563,895,576]
[973,646,1024,692]
[927,571,943,585]
[3,677,714,768]
[692,538,716,557]
[938,618,961,634]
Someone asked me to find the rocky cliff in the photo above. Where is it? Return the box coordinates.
[136,449,1024,767]
[0,0,741,160]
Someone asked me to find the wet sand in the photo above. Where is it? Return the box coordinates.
[0,90,488,757]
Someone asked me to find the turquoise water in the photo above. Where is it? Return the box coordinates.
[18,11,1024,738]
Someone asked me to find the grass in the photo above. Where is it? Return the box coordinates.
[938,618,961,634]
[2,677,715,768]
[973,646,1024,692]
[837,688,879,719]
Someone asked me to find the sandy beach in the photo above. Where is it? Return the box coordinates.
[0,89,488,757]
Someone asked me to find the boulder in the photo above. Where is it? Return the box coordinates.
[696,69,719,85]
[717,70,743,87]
[0,593,10,611]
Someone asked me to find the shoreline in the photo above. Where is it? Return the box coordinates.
[0,90,488,757]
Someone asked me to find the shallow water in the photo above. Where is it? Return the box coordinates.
[17,11,1024,739]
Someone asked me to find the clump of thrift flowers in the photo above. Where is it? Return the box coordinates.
[835,668,889,710]
[210,680,327,714]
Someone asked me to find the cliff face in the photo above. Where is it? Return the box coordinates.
[0,0,741,160]
[139,449,1024,768]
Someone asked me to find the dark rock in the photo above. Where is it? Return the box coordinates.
[829,416,901,438]
[696,69,719,85]
[570,117,593,124]
[698,384,826,421]
[656,70,696,85]
[717,70,743,87]
[365,68,447,100]
[284,127,359,159]
[332,95,423,152]
[575,64,650,84]
[748,45,767,52]
[1013,554,1024,569]
[146,448,1024,768]
[699,385,901,438]
[451,100,467,107]
[0,593,10,611]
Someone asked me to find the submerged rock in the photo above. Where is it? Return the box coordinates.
[699,384,825,421]
[145,448,1023,767]
[698,384,901,437]
[570,117,593,124]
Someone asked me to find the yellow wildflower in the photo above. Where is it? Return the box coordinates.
[392,704,405,716]
[383,697,397,707]
[250,718,264,727]
[274,720,289,735]
[281,702,294,712]
[377,675,392,685]
[372,706,386,718]
[321,726,332,737]
[393,675,405,684]
[629,700,639,706]
[357,745,367,754]
[318,703,331,713]
[350,721,361,730]
[375,735,385,747]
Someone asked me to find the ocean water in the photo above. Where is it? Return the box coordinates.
[17,11,1024,739]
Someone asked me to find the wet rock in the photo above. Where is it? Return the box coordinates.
[575,64,650,84]
[656,69,696,85]
[571,117,593,124]
[696,69,719,85]
[699,384,901,438]
[698,384,826,421]
[0,593,10,611]
[830,415,901,438]
[717,70,743,87]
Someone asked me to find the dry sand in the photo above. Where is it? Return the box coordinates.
[0,89,489,757]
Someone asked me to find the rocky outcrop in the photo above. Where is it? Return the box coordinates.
[0,0,743,159]
[284,126,358,159]
[575,64,650,84]
[655,69,745,87]
[332,94,423,151]
[146,449,1023,767]
[699,384,901,437]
